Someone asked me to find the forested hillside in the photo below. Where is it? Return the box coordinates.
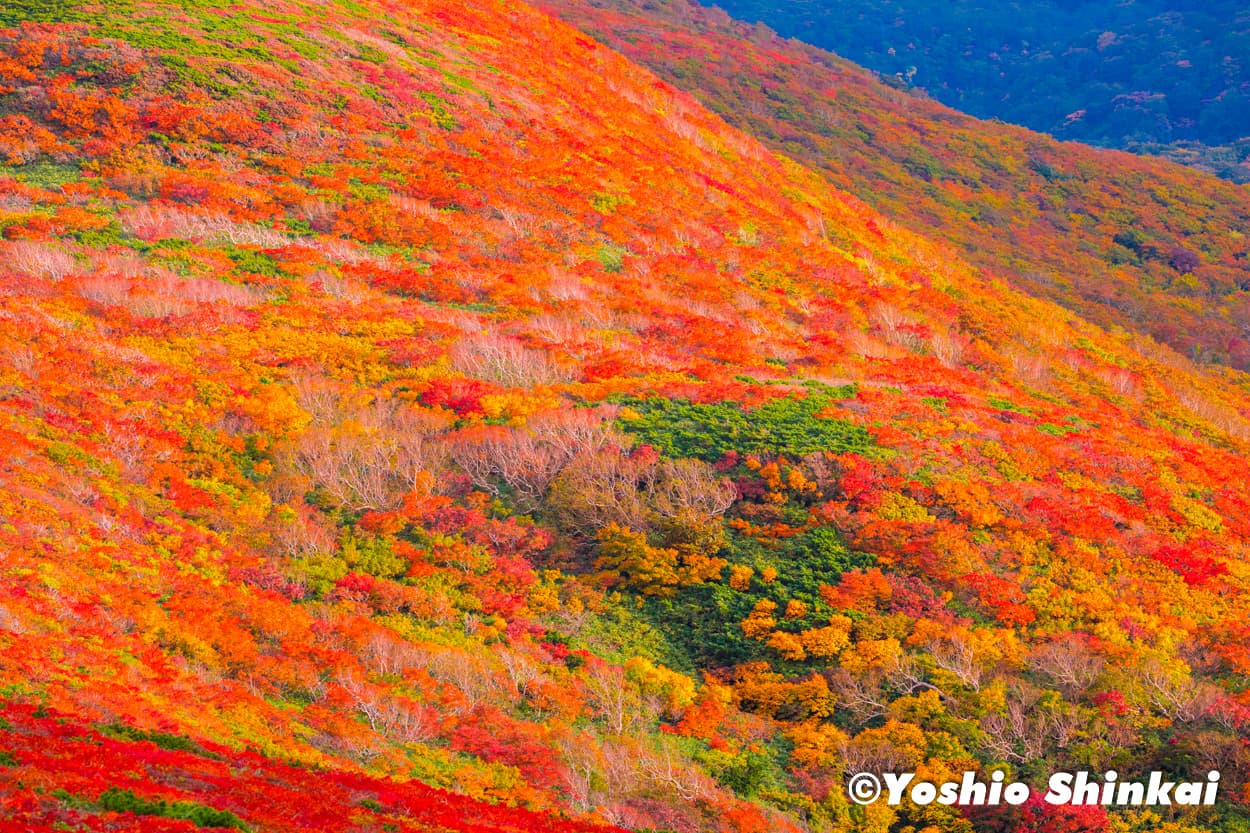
[1,0,1249,831]
[699,0,1250,179]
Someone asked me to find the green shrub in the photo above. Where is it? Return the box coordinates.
[773,526,874,601]
[714,749,773,797]
[97,787,248,830]
[342,534,407,580]
[0,0,95,26]
[99,724,218,759]
[596,243,626,273]
[225,247,283,278]
[641,524,873,669]
[618,387,870,461]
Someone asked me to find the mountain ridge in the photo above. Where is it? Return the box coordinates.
[542,0,1250,370]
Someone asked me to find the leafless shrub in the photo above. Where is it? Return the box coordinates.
[929,634,988,692]
[584,663,645,736]
[549,450,735,545]
[286,380,453,511]
[547,447,652,537]
[651,458,736,515]
[121,204,290,247]
[637,739,716,801]
[426,650,504,714]
[559,735,604,813]
[390,194,442,221]
[0,240,77,281]
[1027,638,1104,695]
[526,312,586,346]
[872,303,926,352]
[77,274,133,306]
[1004,346,1051,388]
[1131,660,1216,723]
[929,328,965,367]
[844,327,896,360]
[980,684,1082,763]
[291,405,452,511]
[1171,384,1250,440]
[546,272,588,302]
[450,333,571,387]
[376,696,437,744]
[336,672,436,744]
[162,274,261,306]
[123,293,192,319]
[450,407,619,510]
[365,630,430,678]
[3,345,36,376]
[827,667,890,723]
[308,269,366,302]
[87,249,146,278]
[1097,365,1141,399]
[497,648,542,699]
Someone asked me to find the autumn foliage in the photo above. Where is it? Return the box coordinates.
[0,0,1249,832]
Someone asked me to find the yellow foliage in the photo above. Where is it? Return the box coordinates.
[786,466,816,493]
[479,391,559,423]
[766,630,806,661]
[234,382,312,435]
[887,689,945,723]
[679,551,728,585]
[798,616,852,658]
[838,638,903,673]
[874,491,935,522]
[728,564,754,591]
[906,617,948,647]
[624,656,697,709]
[980,440,1029,481]
[783,599,808,620]
[1107,810,1217,833]
[785,720,847,769]
[856,802,899,833]
[978,678,1008,715]
[734,664,835,719]
[1173,494,1224,534]
[701,681,734,707]
[849,719,927,771]
[595,523,680,596]
[741,599,778,639]
[527,575,561,614]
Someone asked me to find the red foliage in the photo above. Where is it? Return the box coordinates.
[0,702,621,833]
[420,377,498,415]
[1151,543,1228,586]
[450,708,568,791]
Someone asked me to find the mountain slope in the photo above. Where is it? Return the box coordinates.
[0,702,623,833]
[540,0,1250,370]
[1,0,1250,831]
